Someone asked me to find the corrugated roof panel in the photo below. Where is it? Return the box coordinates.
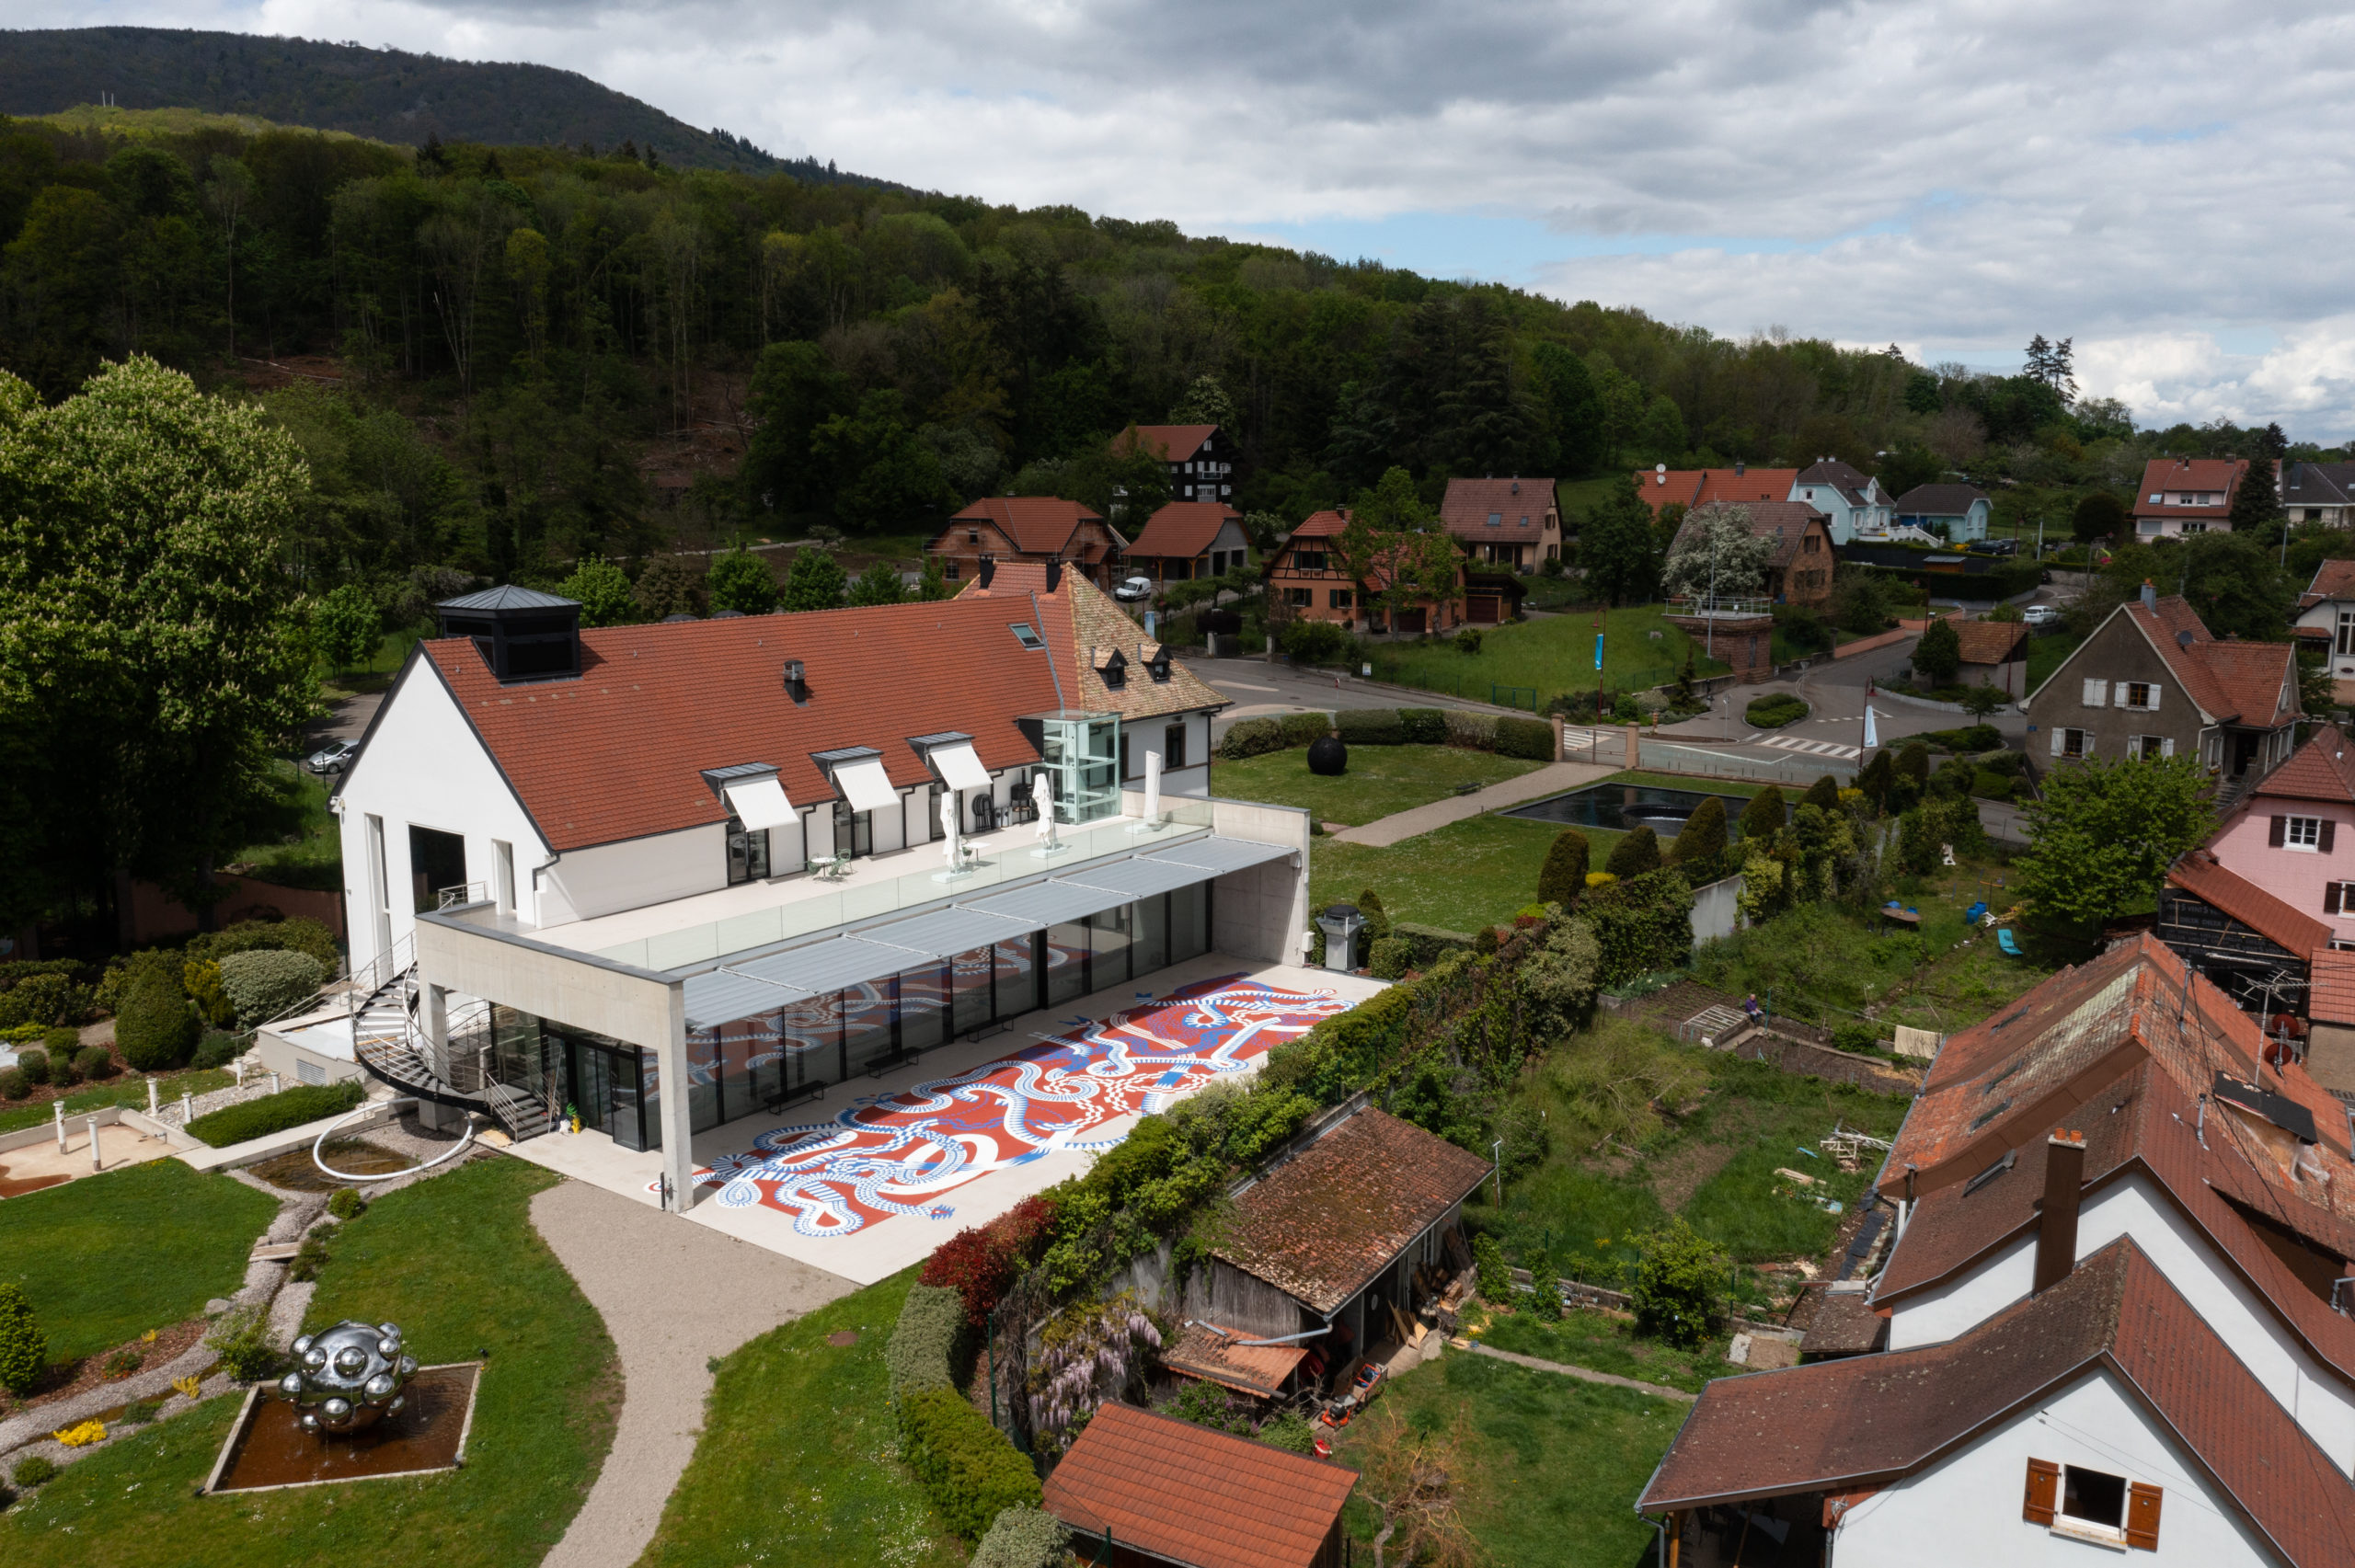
[1144,836,1296,876]
[964,878,1127,929]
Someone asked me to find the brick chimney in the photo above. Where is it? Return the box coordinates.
[2033,1129,2087,1294]
[2140,578,2157,612]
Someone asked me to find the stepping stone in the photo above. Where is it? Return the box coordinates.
[249,1242,303,1263]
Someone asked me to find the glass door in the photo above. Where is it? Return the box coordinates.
[1046,921,1088,1007]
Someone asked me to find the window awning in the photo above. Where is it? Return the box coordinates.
[834,758,901,815]
[930,740,992,792]
[729,934,919,1000]
[720,775,796,832]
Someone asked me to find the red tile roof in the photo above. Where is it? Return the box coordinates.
[2312,949,2355,1027]
[2247,731,2355,807]
[1632,467,1800,513]
[947,496,1109,556]
[2135,456,2250,519]
[1287,509,1349,541]
[1114,424,1218,463]
[2166,851,2334,956]
[2117,595,2294,726]
[1213,1107,1492,1315]
[1164,1323,1311,1398]
[1438,476,1557,541]
[1669,499,1830,572]
[1126,501,1243,561]
[1952,618,2028,666]
[2303,558,2355,608]
[1643,1240,2355,1567]
[1044,1402,1358,1568]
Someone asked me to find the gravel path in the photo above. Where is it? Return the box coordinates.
[530,1177,857,1568]
[1461,1339,1697,1402]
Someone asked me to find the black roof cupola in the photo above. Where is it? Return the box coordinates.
[435,585,581,684]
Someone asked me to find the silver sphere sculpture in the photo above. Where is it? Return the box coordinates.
[276,1321,418,1434]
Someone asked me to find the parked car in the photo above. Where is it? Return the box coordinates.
[1971,538,2019,556]
[305,738,360,774]
[1113,576,1155,602]
[2021,604,2063,630]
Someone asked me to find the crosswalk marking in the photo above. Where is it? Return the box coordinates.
[1759,734,1861,760]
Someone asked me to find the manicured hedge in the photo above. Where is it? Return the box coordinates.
[1494,715,1556,761]
[1398,707,1448,744]
[900,1387,1043,1540]
[887,1282,968,1402]
[185,1080,364,1149]
[1445,711,1499,750]
[1745,693,1809,728]
[1218,716,1284,759]
[1279,712,1334,747]
[970,1504,1069,1568]
[1368,936,1412,980]
[1336,706,1406,745]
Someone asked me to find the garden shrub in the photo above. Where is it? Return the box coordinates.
[1739,784,1786,844]
[0,972,93,1030]
[900,1386,1043,1540]
[1367,936,1412,980]
[1474,1232,1514,1305]
[1398,706,1448,744]
[206,1308,281,1381]
[1521,1241,1563,1320]
[1612,692,1643,723]
[1278,711,1334,748]
[1453,627,1483,655]
[1856,750,1895,810]
[185,1080,363,1148]
[220,949,327,1028]
[1896,740,1931,788]
[887,1283,971,1402]
[920,1196,1058,1327]
[1258,1410,1316,1452]
[1583,869,1694,985]
[52,1056,82,1088]
[1494,715,1555,761]
[1537,829,1591,905]
[1972,770,2015,802]
[115,972,200,1071]
[193,1030,243,1070]
[1445,710,1498,750]
[15,1047,46,1085]
[11,1455,56,1488]
[970,1504,1070,1568]
[327,1187,367,1220]
[183,959,234,1027]
[75,1044,117,1081]
[1604,825,1661,878]
[1279,618,1359,668]
[186,918,341,972]
[42,1025,77,1057]
[1218,716,1285,760]
[0,1281,47,1393]
[290,1227,334,1282]
[1517,919,1600,1037]
[1803,773,1843,814]
[1337,706,1406,746]
[0,1069,27,1099]
[1744,692,1809,728]
[1391,922,1476,968]
[1671,796,1728,866]
[1632,1219,1726,1349]
[1831,1023,1882,1055]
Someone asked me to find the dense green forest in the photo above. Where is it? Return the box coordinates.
[0,29,862,179]
[0,104,2335,599]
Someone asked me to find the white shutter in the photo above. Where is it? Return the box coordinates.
[2162,738,2176,758]
[2083,677,2106,708]
[2145,684,2160,712]
[2113,681,2131,707]
[2051,727,2066,757]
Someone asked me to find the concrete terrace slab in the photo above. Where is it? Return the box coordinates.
[506,953,1388,1286]
[1327,761,1620,848]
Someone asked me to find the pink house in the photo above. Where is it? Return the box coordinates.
[2205,732,2355,946]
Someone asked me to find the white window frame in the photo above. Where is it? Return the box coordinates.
[2051,1462,2134,1547]
[2288,817,2325,851]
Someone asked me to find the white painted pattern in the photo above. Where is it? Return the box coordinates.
[1761,734,1861,759]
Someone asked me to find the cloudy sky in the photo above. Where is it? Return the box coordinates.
[25,0,2355,438]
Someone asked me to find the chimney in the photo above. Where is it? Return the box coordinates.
[1045,558,1064,593]
[2140,578,2157,612]
[2033,1129,2087,1293]
[977,555,996,589]
[1735,461,1746,476]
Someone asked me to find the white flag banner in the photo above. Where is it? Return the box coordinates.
[1864,705,1879,749]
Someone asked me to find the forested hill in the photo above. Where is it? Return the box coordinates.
[0,27,889,185]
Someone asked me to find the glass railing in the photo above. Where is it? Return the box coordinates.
[590,797,1219,971]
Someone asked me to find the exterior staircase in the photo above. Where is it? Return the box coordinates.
[348,940,552,1142]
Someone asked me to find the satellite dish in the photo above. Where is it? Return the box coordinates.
[2177,631,2195,648]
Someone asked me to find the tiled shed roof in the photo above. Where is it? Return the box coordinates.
[1114,424,1217,463]
[1951,619,2027,666]
[1212,1107,1492,1315]
[947,496,1109,555]
[2165,851,2332,957]
[1044,1402,1358,1568]
[1164,1322,1310,1398]
[1631,467,1800,513]
[2302,557,2355,607]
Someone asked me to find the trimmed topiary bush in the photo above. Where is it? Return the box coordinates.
[970,1505,1070,1568]
[41,1025,77,1058]
[1218,716,1285,760]
[1398,706,1448,744]
[1803,773,1843,814]
[1605,825,1662,879]
[1336,706,1406,746]
[0,1068,27,1100]
[900,1386,1043,1540]
[1367,936,1412,980]
[185,1080,364,1148]
[115,973,200,1072]
[10,1454,56,1489]
[1355,889,1391,942]
[14,1048,47,1086]
[1494,715,1555,761]
[0,1281,47,1393]
[1278,712,1334,748]
[186,918,341,972]
[219,949,326,1029]
[327,1186,368,1221]
[1537,829,1591,906]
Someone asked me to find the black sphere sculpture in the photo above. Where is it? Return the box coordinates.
[1306,735,1349,776]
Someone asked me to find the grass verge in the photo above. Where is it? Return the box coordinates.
[1369,605,1728,707]
[638,1268,968,1568]
[0,1158,276,1364]
[1313,812,1591,933]
[1212,744,1544,826]
[0,1156,618,1568]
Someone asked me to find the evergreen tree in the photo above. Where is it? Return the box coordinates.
[1604,825,1661,878]
[1740,785,1786,848]
[1538,829,1591,905]
[1671,795,1728,868]
[1857,749,1895,810]
[777,546,846,612]
[1897,741,1932,792]
[632,552,707,619]
[915,555,952,601]
[846,559,906,607]
[1913,616,1962,686]
[1804,773,1843,814]
[1532,340,1605,475]
[2230,456,2280,533]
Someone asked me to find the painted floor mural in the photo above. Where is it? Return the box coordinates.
[666,974,1348,1238]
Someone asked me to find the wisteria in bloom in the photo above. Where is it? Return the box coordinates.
[1027,1292,1163,1453]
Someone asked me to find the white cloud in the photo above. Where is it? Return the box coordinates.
[17,0,2355,433]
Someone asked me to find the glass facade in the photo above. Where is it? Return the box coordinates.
[504,880,1221,1151]
[1039,711,1121,825]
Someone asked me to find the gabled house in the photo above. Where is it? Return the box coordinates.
[2281,462,2355,528]
[924,497,1128,588]
[1438,475,1562,569]
[1264,510,1488,635]
[1120,500,1251,587]
[1640,935,2355,1567]
[2191,730,2355,953]
[1891,482,1993,543]
[2293,560,2355,704]
[312,571,1296,1219]
[1789,459,1895,545]
[1113,424,1233,504]
[1632,464,1799,518]
[2022,585,2298,787]
[1953,617,2029,694]
[1667,500,1834,608]
[2156,849,2329,1015]
[2133,456,2252,539]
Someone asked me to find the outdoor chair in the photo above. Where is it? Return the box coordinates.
[1997,929,2024,957]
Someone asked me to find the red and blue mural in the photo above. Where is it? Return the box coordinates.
[680,974,1346,1237]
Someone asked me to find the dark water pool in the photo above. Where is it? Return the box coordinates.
[1503,783,1783,835]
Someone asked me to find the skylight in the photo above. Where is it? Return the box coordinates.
[1011,623,1043,650]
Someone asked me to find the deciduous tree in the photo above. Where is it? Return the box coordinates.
[2016,756,2216,928]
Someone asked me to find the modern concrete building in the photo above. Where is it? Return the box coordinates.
[306,567,1318,1221]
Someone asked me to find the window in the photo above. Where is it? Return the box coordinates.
[1010,623,1043,650]
[2128,735,2172,761]
[1329,589,1353,609]
[1165,722,1188,771]
[725,818,770,884]
[2023,1458,2161,1549]
[944,559,961,580]
[494,840,515,911]
[1285,587,1312,607]
[1487,512,1503,528]
[2324,883,2355,915]
[2062,1465,2127,1533]
[2276,815,2331,853]
[2081,677,2108,707]
[1518,514,1531,528]
[1804,533,1821,553]
[967,529,980,544]
[2337,608,2355,658]
[2050,727,2090,760]
[2117,681,2158,710]
[1295,550,1327,573]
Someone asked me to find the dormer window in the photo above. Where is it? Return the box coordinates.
[1141,639,1171,682]
[1093,647,1128,689]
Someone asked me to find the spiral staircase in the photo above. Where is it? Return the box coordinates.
[348,938,553,1141]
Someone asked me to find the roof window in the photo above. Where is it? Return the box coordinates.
[1962,1149,2016,1196]
[1011,623,1043,651]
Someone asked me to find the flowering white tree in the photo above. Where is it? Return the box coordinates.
[1661,503,1777,605]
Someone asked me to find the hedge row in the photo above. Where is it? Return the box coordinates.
[1368,921,1478,979]
[185,1080,364,1149]
[1219,711,1336,760]
[1217,705,1553,760]
[888,1283,970,1402]
[887,1283,1040,1543]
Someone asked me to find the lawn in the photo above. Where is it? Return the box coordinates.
[0,1065,236,1137]
[1473,1307,1721,1396]
[0,1156,619,1568]
[1367,605,1729,709]
[1212,744,1545,826]
[638,1268,967,1568]
[0,1158,277,1366]
[1330,1342,1682,1568]
[2024,628,2085,695]
[1313,811,1588,933]
[222,758,342,891]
